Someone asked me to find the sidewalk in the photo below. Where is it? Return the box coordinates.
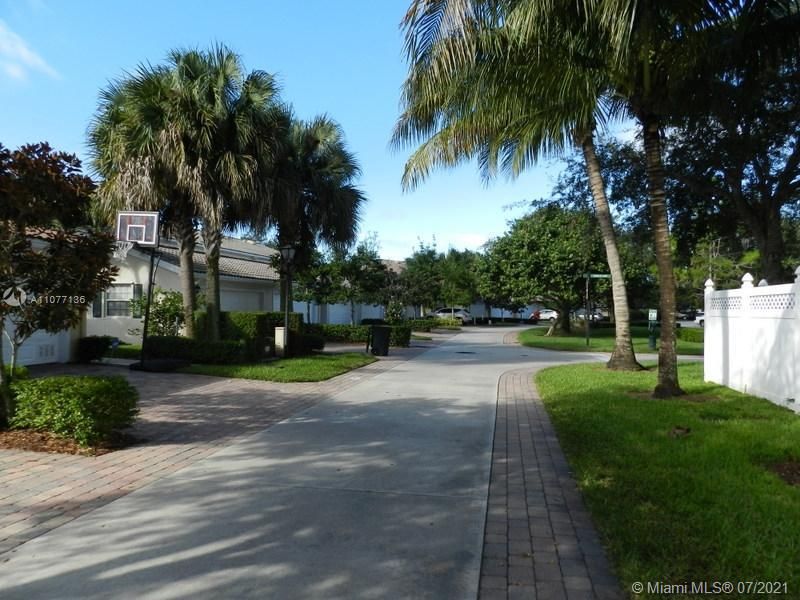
[0,346,429,560]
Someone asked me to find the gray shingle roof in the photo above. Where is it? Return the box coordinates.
[155,237,280,282]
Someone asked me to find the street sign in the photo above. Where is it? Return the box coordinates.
[648,309,658,321]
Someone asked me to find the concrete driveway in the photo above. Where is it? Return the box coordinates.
[0,327,615,599]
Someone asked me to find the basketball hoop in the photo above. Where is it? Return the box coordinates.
[113,241,134,260]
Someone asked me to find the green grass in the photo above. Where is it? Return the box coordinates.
[518,325,704,355]
[179,352,376,382]
[536,362,800,598]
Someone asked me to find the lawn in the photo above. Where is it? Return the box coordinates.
[536,362,800,598]
[518,325,704,355]
[179,352,376,382]
[105,344,142,360]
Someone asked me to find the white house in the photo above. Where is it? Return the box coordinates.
[87,237,282,344]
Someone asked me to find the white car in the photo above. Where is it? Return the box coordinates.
[427,307,473,324]
[695,311,705,327]
[538,309,559,322]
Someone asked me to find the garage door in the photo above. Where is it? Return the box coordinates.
[1,321,70,366]
[221,290,263,311]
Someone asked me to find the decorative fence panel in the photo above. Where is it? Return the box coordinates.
[704,268,800,413]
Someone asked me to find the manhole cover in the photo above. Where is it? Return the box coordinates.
[455,351,476,354]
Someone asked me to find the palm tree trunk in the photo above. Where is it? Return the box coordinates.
[176,216,197,338]
[642,116,683,397]
[580,133,641,371]
[0,321,9,427]
[202,226,222,342]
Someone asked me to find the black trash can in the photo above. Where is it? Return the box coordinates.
[370,325,391,356]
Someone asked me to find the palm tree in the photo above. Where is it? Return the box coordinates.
[268,115,366,310]
[89,67,201,338]
[164,47,287,341]
[395,0,641,369]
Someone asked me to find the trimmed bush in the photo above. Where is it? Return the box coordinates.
[195,310,303,359]
[389,325,412,347]
[77,336,114,363]
[305,324,370,343]
[677,327,704,343]
[305,323,410,347]
[289,331,326,356]
[11,375,139,446]
[2,365,29,381]
[361,318,386,325]
[409,318,461,332]
[144,335,250,364]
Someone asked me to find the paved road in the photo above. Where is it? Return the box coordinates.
[0,327,608,600]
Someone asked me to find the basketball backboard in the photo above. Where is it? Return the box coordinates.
[115,211,160,246]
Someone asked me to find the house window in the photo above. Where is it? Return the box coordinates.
[91,284,143,318]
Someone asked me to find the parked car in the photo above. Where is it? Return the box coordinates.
[427,307,473,324]
[574,309,606,321]
[538,309,559,322]
[695,311,705,327]
[528,310,541,323]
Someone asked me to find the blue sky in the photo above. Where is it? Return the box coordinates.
[0,0,568,259]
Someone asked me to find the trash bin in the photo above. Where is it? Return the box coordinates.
[370,325,391,356]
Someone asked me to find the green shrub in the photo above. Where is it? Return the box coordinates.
[130,288,184,336]
[361,318,386,325]
[288,332,326,356]
[389,325,412,347]
[144,335,250,364]
[2,365,29,381]
[409,318,461,332]
[305,323,410,347]
[11,375,139,446]
[305,324,370,343]
[677,327,704,343]
[77,336,114,363]
[195,310,302,358]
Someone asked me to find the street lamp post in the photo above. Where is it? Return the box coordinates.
[280,245,296,356]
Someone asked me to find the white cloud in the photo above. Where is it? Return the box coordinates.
[0,19,59,81]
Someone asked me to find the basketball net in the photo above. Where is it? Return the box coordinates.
[113,241,134,260]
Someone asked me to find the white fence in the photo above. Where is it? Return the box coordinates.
[704,267,800,413]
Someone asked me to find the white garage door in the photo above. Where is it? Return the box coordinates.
[221,290,263,311]
[1,321,70,366]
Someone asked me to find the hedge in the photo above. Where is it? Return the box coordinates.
[677,327,704,343]
[195,310,301,358]
[408,318,461,332]
[305,323,411,347]
[77,336,114,363]
[144,335,252,364]
[11,375,139,446]
[2,365,29,381]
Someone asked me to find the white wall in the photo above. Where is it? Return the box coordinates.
[87,252,278,343]
[704,269,800,413]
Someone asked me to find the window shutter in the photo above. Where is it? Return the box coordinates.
[132,284,143,318]
[92,292,103,318]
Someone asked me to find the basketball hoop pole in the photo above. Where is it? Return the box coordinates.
[138,247,157,366]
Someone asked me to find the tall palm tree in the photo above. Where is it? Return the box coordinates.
[268,115,366,310]
[89,67,201,338]
[165,47,287,341]
[395,0,642,369]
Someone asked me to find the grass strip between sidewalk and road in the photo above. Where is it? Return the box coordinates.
[519,325,704,355]
[536,361,800,598]
[179,352,376,382]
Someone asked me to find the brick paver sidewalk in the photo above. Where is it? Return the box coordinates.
[0,344,433,560]
[479,369,623,600]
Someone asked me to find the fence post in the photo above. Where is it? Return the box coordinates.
[794,267,800,404]
[703,278,715,384]
[740,273,754,392]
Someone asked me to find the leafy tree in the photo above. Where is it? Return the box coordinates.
[0,143,116,424]
[293,251,339,324]
[129,288,184,337]
[480,206,606,333]
[399,241,442,316]
[440,249,479,310]
[330,236,389,325]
